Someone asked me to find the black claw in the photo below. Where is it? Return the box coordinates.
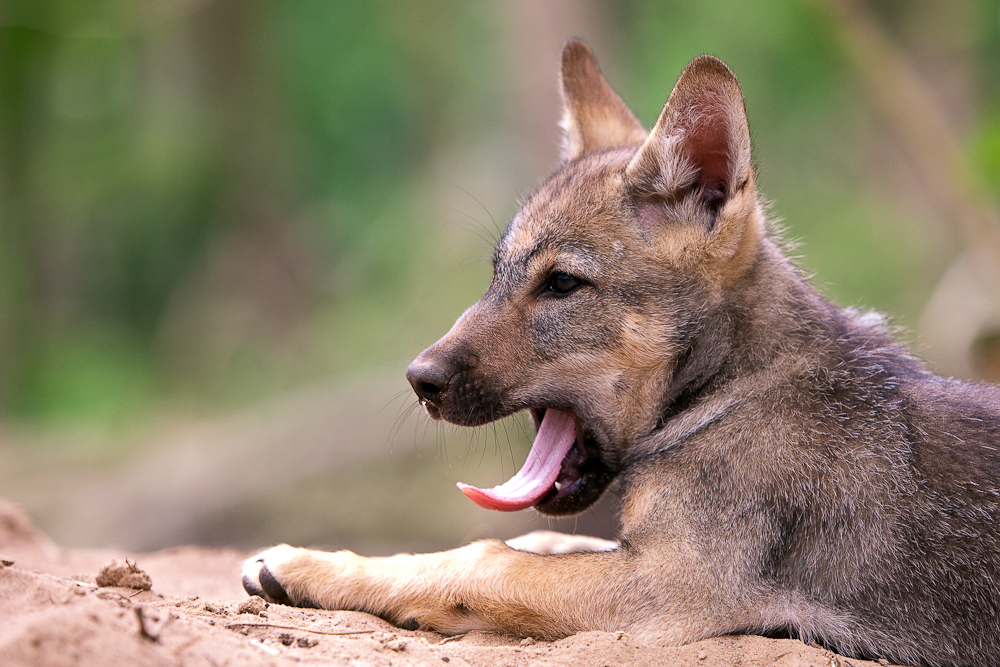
[399,617,420,631]
[258,564,292,605]
[242,574,265,598]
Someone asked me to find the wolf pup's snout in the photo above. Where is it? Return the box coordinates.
[405,356,451,413]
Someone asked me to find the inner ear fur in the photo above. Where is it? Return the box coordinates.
[559,39,647,162]
[625,55,754,230]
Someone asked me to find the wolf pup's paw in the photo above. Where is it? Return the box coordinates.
[505,530,618,555]
[242,544,319,608]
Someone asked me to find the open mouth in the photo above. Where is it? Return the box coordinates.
[457,407,605,514]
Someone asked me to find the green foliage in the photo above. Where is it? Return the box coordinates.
[973,110,1000,195]
[12,321,158,423]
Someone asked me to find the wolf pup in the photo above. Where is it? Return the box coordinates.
[243,40,1000,667]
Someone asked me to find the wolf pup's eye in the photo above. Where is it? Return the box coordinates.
[542,271,583,297]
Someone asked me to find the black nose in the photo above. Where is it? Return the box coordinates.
[406,358,451,406]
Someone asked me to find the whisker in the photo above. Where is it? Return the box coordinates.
[448,180,502,239]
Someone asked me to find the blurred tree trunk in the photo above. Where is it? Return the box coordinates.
[156,0,317,387]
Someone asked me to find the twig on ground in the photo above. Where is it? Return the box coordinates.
[225,622,379,636]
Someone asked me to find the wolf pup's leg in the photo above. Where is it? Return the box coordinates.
[241,540,726,643]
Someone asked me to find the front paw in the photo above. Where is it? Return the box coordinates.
[242,544,319,608]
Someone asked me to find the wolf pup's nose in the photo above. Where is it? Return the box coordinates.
[406,358,450,409]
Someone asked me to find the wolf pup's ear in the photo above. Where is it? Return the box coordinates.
[559,39,647,163]
[625,55,754,235]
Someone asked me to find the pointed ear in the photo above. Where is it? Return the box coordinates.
[625,55,753,230]
[559,39,647,163]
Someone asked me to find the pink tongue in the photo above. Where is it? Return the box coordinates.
[457,408,577,512]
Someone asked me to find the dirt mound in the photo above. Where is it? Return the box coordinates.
[0,499,895,666]
[0,498,54,553]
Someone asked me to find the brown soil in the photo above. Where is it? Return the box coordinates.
[0,498,897,667]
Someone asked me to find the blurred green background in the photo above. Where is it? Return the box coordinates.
[1,0,998,553]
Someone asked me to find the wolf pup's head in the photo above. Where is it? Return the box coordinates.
[407,40,766,516]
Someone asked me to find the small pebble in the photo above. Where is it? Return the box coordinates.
[95,559,152,591]
[237,596,268,615]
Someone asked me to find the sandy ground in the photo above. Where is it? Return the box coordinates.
[0,498,898,667]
